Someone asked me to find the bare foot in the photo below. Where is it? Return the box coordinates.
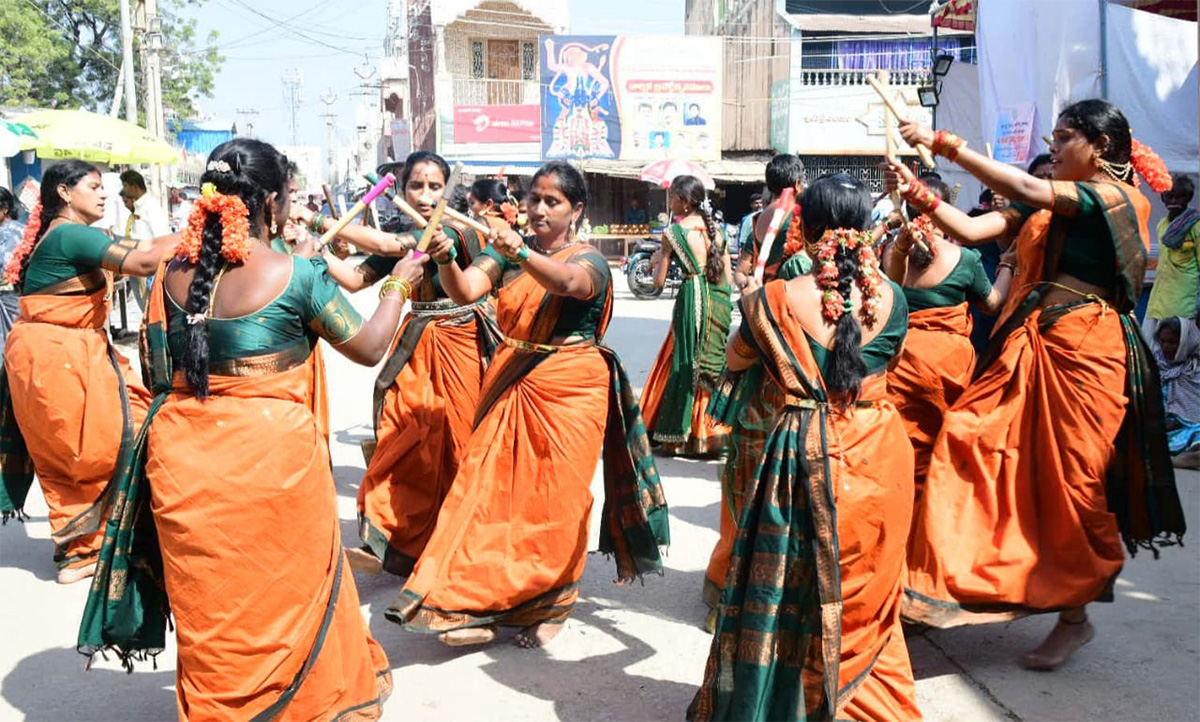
[344,547,383,575]
[438,626,497,647]
[56,562,97,585]
[515,622,564,649]
[1020,615,1094,671]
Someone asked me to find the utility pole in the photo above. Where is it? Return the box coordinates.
[235,108,260,138]
[136,0,167,204]
[281,69,304,146]
[319,90,339,186]
[118,0,138,122]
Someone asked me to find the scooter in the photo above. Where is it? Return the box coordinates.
[622,238,683,300]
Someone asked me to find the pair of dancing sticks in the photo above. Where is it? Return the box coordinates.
[869,71,933,255]
[362,172,493,240]
[317,173,395,249]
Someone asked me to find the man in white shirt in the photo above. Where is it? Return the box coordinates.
[118,170,169,311]
[119,169,170,242]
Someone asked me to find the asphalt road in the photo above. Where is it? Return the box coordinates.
[0,272,1196,721]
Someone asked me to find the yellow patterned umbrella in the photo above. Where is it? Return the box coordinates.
[19,109,179,165]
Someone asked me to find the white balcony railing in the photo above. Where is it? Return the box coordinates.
[450,77,541,107]
[800,68,928,87]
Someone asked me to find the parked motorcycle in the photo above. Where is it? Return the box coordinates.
[622,238,683,300]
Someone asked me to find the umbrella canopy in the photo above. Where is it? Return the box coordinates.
[0,121,38,158]
[639,159,716,190]
[19,109,179,165]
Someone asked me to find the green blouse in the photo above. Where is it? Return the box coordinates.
[166,255,363,364]
[475,244,611,339]
[359,225,473,301]
[743,279,907,379]
[902,247,993,312]
[24,224,127,293]
[1008,185,1117,287]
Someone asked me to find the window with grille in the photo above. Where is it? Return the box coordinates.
[471,41,485,79]
[522,42,536,80]
[799,155,886,194]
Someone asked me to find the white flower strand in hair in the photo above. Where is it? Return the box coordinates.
[207,160,232,173]
[699,197,713,215]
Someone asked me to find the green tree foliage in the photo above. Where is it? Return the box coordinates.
[0,0,223,124]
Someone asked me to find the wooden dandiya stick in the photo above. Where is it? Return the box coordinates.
[442,205,492,237]
[881,72,903,210]
[753,187,796,284]
[865,74,936,169]
[321,184,339,219]
[879,70,929,256]
[364,172,428,229]
[317,173,395,248]
[417,201,449,252]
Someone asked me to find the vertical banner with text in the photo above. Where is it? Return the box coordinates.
[540,35,722,161]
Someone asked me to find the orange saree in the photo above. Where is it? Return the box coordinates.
[387,244,668,633]
[357,223,498,576]
[2,272,149,571]
[80,261,392,721]
[904,181,1186,627]
[885,301,973,486]
[690,282,920,722]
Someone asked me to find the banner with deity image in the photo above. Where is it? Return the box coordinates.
[540,34,722,161]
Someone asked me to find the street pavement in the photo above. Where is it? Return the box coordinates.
[0,270,1197,721]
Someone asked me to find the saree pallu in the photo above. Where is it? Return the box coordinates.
[885,302,974,489]
[690,283,920,722]
[904,181,1185,628]
[1,274,149,570]
[703,366,769,607]
[79,273,391,722]
[640,224,733,455]
[358,297,499,576]
[387,246,668,632]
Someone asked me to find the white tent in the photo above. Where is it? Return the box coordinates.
[976,0,1197,173]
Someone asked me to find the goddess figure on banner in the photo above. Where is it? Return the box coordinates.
[545,38,616,158]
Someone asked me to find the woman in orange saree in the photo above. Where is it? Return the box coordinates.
[386,161,669,649]
[300,153,500,577]
[881,183,1012,492]
[0,160,174,584]
[690,173,920,722]
[78,139,423,720]
[886,99,1185,671]
[640,174,732,456]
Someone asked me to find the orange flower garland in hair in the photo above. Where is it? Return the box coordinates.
[1130,139,1172,193]
[781,202,805,260]
[4,200,43,285]
[175,183,253,264]
[499,200,519,226]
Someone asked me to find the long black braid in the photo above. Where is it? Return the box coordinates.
[670,174,725,284]
[180,138,287,398]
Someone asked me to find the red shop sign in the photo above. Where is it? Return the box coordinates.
[453,105,540,144]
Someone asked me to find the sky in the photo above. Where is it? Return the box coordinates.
[185,0,685,150]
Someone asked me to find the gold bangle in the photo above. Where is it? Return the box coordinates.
[379,276,412,301]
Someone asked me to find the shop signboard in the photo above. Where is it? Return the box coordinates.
[787,83,932,155]
[453,105,540,144]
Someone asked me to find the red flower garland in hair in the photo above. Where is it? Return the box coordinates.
[174,183,252,264]
[1131,139,1172,193]
[4,200,43,285]
[908,214,940,259]
[782,203,804,260]
[814,228,884,327]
